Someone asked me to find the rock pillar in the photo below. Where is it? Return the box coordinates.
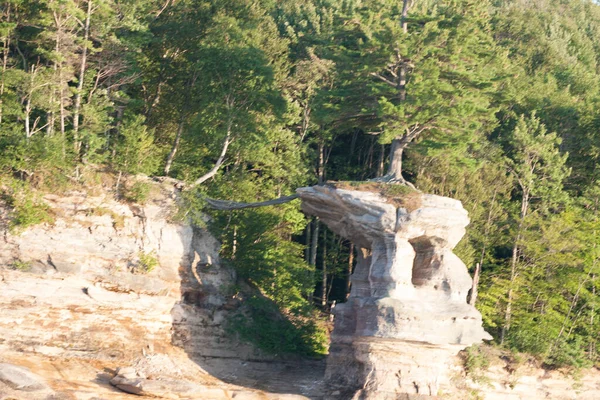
[297,185,491,399]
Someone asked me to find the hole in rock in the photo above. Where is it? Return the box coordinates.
[409,236,448,289]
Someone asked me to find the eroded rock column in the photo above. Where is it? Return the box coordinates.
[297,185,491,399]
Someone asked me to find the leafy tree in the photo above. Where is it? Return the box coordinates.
[112,114,158,175]
[500,112,570,344]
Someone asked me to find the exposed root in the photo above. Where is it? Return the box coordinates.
[368,174,418,191]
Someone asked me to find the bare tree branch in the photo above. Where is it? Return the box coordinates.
[203,194,299,211]
[370,72,397,87]
[189,124,233,188]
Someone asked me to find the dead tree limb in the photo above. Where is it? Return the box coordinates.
[189,125,232,188]
[203,194,299,211]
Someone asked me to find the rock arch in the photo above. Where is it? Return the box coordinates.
[297,185,491,399]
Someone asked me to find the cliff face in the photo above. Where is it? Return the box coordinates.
[0,179,246,359]
[0,179,301,399]
[447,355,600,400]
[297,185,491,399]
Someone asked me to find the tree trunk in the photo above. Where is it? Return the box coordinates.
[145,80,163,119]
[25,97,31,139]
[377,143,385,176]
[317,141,325,184]
[73,0,93,155]
[310,218,319,267]
[52,11,67,139]
[24,66,36,139]
[501,229,520,345]
[115,170,123,194]
[189,119,232,187]
[554,276,587,351]
[590,274,596,359]
[59,77,66,137]
[46,111,55,137]
[379,0,413,179]
[501,190,529,345]
[321,228,327,307]
[468,263,481,306]
[346,242,354,299]
[0,1,11,125]
[399,0,410,100]
[469,189,498,306]
[350,129,358,156]
[232,225,238,259]
[386,137,405,179]
[401,0,410,33]
[399,65,407,102]
[164,116,184,176]
[305,221,312,263]
[300,101,311,142]
[367,138,374,172]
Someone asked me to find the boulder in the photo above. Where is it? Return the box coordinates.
[0,363,49,392]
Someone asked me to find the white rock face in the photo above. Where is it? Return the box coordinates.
[0,180,245,358]
[297,185,491,399]
[0,179,266,399]
[1,181,598,400]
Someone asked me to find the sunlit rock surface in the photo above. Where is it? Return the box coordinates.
[0,178,304,399]
[297,184,491,399]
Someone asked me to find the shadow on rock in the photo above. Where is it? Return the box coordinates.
[170,226,326,399]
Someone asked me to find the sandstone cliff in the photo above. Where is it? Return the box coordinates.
[0,178,319,399]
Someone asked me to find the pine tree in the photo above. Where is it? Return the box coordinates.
[500,112,570,344]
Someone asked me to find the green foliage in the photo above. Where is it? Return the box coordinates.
[9,195,53,231]
[137,251,159,273]
[2,180,53,231]
[88,207,125,229]
[122,181,152,204]
[463,345,492,385]
[464,345,491,374]
[113,115,160,176]
[228,294,328,357]
[213,203,313,313]
[11,260,32,272]
[546,337,593,370]
[505,113,570,206]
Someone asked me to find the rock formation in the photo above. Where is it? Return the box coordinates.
[0,178,293,399]
[297,184,492,399]
[0,363,46,391]
[3,179,599,400]
[0,178,248,362]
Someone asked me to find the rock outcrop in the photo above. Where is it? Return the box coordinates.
[3,180,598,400]
[0,363,48,392]
[0,178,250,362]
[0,178,287,399]
[297,185,491,399]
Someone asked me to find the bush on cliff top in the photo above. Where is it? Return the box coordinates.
[1,179,53,232]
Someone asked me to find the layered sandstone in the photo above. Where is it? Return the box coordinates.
[297,184,491,399]
[0,178,290,399]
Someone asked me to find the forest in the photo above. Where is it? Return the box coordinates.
[2,0,600,368]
